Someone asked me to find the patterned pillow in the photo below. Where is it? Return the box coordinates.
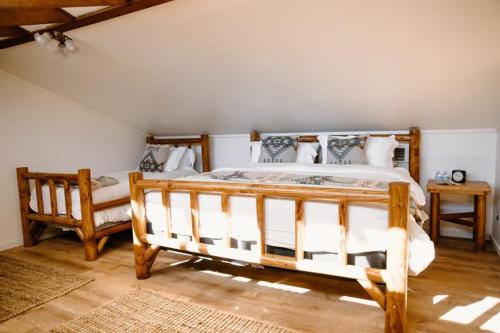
[325,136,367,165]
[138,144,170,172]
[258,136,298,163]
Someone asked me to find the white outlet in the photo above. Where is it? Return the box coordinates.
[496,211,500,221]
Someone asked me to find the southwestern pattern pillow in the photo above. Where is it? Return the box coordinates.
[138,144,170,172]
[258,136,298,163]
[326,136,367,165]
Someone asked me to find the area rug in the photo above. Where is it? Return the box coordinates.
[0,254,93,323]
[51,288,296,333]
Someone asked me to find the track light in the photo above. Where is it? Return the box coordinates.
[34,31,78,55]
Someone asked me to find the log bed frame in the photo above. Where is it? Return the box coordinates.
[129,128,420,333]
[16,134,210,261]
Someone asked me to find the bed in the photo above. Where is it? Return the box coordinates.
[16,134,210,261]
[129,128,430,333]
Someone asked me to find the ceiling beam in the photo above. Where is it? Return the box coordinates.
[0,0,128,9]
[0,8,74,26]
[0,26,29,37]
[0,0,174,49]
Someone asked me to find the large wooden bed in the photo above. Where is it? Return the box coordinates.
[16,134,210,261]
[128,128,421,333]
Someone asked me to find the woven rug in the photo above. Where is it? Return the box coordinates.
[0,254,93,323]
[51,289,296,333]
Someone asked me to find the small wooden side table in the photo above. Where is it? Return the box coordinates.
[427,180,491,250]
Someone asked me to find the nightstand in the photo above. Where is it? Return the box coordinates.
[427,180,491,250]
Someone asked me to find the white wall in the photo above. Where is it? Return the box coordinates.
[209,129,498,239]
[492,132,500,253]
[0,71,146,250]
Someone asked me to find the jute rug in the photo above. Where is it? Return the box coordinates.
[0,254,93,323]
[51,289,297,333]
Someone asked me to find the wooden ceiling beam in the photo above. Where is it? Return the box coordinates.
[0,0,128,9]
[0,8,74,26]
[0,0,174,49]
[0,26,29,37]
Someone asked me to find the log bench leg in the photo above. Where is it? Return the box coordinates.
[83,240,98,261]
[430,193,440,243]
[474,194,486,250]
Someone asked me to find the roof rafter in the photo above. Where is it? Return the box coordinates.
[0,8,74,26]
[0,26,29,37]
[0,0,173,49]
[0,0,127,9]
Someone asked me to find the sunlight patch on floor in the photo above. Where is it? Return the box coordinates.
[480,312,500,332]
[339,296,378,307]
[257,281,310,294]
[440,297,499,325]
[200,270,232,278]
[232,276,252,283]
[433,294,449,304]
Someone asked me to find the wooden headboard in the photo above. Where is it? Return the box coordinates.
[250,128,421,184]
[146,134,211,172]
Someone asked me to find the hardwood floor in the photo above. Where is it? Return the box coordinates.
[1,232,498,333]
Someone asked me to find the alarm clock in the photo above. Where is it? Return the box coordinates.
[452,170,466,184]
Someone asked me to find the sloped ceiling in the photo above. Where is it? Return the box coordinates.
[1,0,499,134]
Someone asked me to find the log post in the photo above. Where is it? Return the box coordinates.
[129,171,154,279]
[78,168,98,261]
[385,182,410,333]
[201,133,211,172]
[16,167,34,247]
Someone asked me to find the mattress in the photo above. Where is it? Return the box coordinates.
[143,164,435,276]
[29,169,198,227]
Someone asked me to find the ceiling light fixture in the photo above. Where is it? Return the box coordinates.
[34,31,78,55]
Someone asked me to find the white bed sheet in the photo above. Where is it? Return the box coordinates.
[143,164,435,275]
[29,169,198,227]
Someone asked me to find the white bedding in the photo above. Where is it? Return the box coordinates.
[143,164,435,275]
[29,169,198,227]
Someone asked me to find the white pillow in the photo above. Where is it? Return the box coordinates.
[177,148,196,170]
[250,141,318,164]
[296,143,319,164]
[364,135,399,168]
[164,147,187,171]
[250,141,262,163]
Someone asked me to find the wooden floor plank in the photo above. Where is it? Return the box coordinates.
[0,233,498,333]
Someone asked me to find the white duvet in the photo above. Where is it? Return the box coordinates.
[29,169,198,227]
[144,164,435,275]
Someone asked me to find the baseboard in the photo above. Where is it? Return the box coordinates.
[0,230,64,252]
[491,235,500,257]
[0,238,23,251]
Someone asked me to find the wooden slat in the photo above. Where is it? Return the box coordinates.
[93,196,129,211]
[0,0,126,8]
[22,172,78,181]
[295,199,304,261]
[190,191,200,243]
[63,180,72,218]
[47,179,57,216]
[161,190,172,239]
[256,194,265,256]
[34,179,44,215]
[136,179,390,203]
[0,25,28,37]
[26,213,80,227]
[338,200,348,265]
[0,8,73,26]
[0,0,174,48]
[221,193,231,248]
[94,221,131,239]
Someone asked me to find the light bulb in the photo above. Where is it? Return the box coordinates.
[34,32,48,46]
[64,38,75,52]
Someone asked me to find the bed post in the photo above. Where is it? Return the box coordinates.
[129,171,159,279]
[78,169,98,261]
[385,182,410,333]
[201,134,211,172]
[16,167,35,247]
[409,128,420,184]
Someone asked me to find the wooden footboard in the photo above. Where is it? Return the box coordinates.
[129,172,410,333]
[16,167,131,261]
